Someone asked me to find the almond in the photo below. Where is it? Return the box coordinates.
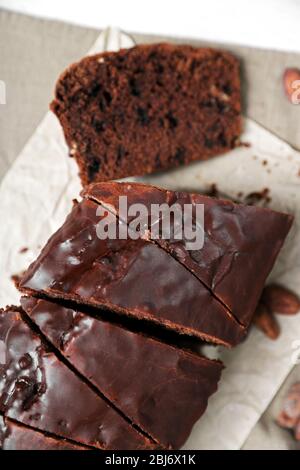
[262,284,300,315]
[283,68,300,103]
[277,383,300,433]
[253,303,280,340]
[295,419,300,441]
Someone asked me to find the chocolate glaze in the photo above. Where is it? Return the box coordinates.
[0,415,86,450]
[22,296,223,449]
[0,307,155,450]
[83,182,293,326]
[19,199,245,347]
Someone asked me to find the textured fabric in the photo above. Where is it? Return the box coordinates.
[0,8,300,449]
[243,364,300,450]
[0,9,98,181]
[1,9,300,184]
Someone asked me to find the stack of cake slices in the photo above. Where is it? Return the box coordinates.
[0,44,294,450]
[1,182,292,450]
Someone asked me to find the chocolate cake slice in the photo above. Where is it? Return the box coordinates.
[0,415,87,450]
[83,181,293,327]
[22,296,223,449]
[0,307,155,450]
[19,199,245,347]
[51,43,241,184]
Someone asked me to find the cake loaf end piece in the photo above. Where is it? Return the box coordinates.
[51,43,241,184]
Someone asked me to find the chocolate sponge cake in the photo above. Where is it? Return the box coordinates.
[51,43,241,184]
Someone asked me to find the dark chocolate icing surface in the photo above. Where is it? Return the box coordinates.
[0,308,154,450]
[19,199,244,347]
[0,415,86,450]
[22,296,223,449]
[84,181,293,326]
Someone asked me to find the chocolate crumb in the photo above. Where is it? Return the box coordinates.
[206,183,220,198]
[244,188,271,207]
[240,141,251,148]
[11,273,21,286]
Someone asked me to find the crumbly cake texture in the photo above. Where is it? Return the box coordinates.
[51,43,242,184]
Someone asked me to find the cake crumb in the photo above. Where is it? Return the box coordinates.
[206,183,220,198]
[11,273,21,286]
[244,187,271,206]
[19,246,28,254]
[240,141,251,148]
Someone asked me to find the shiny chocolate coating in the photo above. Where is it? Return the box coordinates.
[83,181,293,326]
[19,199,245,347]
[0,415,86,450]
[0,308,155,450]
[22,296,223,449]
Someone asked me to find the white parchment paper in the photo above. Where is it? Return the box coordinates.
[1,28,300,450]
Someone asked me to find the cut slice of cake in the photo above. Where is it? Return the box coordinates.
[0,307,156,450]
[18,199,245,347]
[51,43,241,184]
[22,296,223,449]
[83,181,293,327]
[0,415,87,450]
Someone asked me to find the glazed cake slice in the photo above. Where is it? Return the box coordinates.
[0,307,155,450]
[83,181,293,327]
[19,199,245,347]
[51,43,241,184]
[22,296,223,449]
[0,415,87,450]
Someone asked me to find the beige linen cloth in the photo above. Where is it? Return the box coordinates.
[0,8,300,449]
